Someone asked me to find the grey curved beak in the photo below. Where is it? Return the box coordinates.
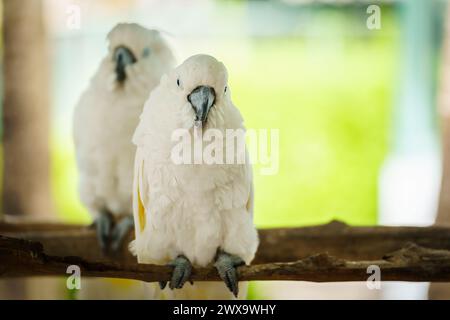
[113,46,137,83]
[188,86,216,126]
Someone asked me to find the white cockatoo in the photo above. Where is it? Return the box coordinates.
[73,23,175,252]
[130,54,259,299]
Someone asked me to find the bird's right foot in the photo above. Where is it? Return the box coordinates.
[160,255,193,290]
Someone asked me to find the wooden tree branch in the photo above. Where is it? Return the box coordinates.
[2,235,450,282]
[2,220,450,264]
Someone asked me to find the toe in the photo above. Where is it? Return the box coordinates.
[95,213,113,251]
[159,281,167,290]
[168,256,192,290]
[217,266,239,297]
[179,266,192,289]
[169,266,182,289]
[110,216,134,252]
[214,251,244,297]
[225,269,239,297]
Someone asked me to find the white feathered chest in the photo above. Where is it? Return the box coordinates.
[73,81,148,215]
[136,131,251,266]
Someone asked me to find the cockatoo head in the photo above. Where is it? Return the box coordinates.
[133,54,246,159]
[100,23,174,92]
[162,54,231,130]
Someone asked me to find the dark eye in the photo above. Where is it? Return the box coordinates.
[177,79,181,87]
[142,47,151,58]
[224,86,228,93]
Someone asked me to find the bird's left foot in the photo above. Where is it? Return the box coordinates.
[160,255,193,290]
[94,211,114,253]
[214,251,245,298]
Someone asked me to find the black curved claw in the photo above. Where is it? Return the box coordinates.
[168,255,192,290]
[159,281,167,290]
[214,251,245,298]
[95,211,113,252]
[110,216,135,252]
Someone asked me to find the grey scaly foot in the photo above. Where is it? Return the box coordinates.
[110,215,134,252]
[94,210,113,252]
[214,251,245,298]
[160,255,192,290]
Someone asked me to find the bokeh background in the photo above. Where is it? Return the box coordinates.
[1,0,449,299]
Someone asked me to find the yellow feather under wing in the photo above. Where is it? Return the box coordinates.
[137,179,146,233]
[133,150,147,235]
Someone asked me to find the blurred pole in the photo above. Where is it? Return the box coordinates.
[0,0,58,299]
[429,1,450,300]
[2,0,52,218]
[378,0,443,299]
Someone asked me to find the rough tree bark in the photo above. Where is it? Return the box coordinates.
[2,235,450,283]
[2,220,450,263]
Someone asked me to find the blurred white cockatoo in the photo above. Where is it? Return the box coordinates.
[73,23,175,252]
[130,54,259,299]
